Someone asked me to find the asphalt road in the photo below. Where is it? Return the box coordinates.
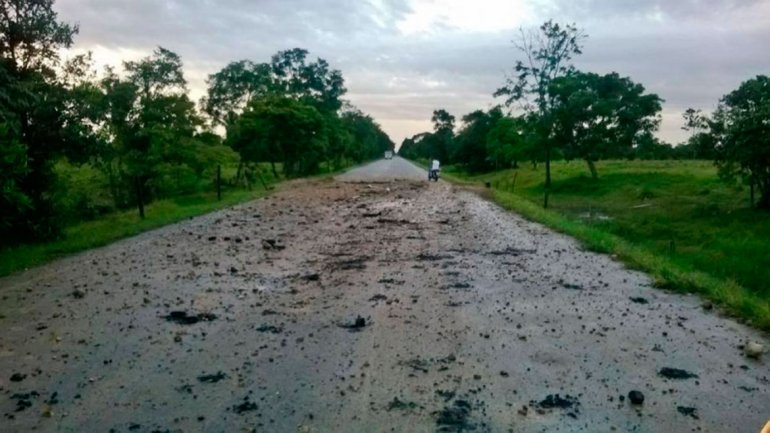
[0,161,768,433]
[335,156,427,182]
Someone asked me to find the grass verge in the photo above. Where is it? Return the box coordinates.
[0,159,372,278]
[0,187,274,277]
[439,160,770,331]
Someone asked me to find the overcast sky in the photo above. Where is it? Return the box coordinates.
[55,0,770,146]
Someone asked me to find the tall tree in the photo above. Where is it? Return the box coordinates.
[201,60,274,127]
[495,20,586,207]
[430,108,455,162]
[229,95,326,177]
[0,0,78,243]
[107,47,202,217]
[548,71,663,178]
[681,108,717,159]
[453,108,502,173]
[711,75,770,209]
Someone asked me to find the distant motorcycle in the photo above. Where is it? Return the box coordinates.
[428,169,440,182]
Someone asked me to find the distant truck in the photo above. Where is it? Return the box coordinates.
[384,151,393,159]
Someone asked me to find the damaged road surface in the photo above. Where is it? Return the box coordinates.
[0,157,768,433]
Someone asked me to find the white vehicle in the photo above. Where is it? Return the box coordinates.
[384,151,393,159]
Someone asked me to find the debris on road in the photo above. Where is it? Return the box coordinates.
[659,367,699,380]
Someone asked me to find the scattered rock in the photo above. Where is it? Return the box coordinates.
[232,397,258,414]
[369,294,387,302]
[435,399,475,432]
[197,372,227,383]
[72,289,86,299]
[535,394,579,410]
[164,311,217,325]
[487,247,536,256]
[9,373,26,382]
[338,315,368,331]
[255,324,282,334]
[658,367,698,380]
[261,239,285,250]
[302,273,320,282]
[629,297,649,305]
[561,283,583,291]
[386,397,419,411]
[676,406,699,419]
[628,390,644,405]
[416,253,453,261]
[744,341,764,359]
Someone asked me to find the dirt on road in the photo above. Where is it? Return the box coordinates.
[0,172,768,433]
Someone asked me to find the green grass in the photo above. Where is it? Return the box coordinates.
[443,160,770,330]
[0,186,275,277]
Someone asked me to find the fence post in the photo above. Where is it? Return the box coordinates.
[216,165,222,201]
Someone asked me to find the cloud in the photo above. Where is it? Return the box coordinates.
[54,0,770,145]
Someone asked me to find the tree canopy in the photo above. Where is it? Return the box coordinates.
[0,0,393,247]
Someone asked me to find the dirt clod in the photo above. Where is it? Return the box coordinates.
[164,311,217,325]
[658,367,698,380]
[628,390,645,405]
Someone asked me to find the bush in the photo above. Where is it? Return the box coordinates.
[51,159,114,222]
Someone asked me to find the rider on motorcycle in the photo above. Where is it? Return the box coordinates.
[429,159,440,181]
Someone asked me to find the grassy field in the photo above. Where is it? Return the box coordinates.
[444,160,770,330]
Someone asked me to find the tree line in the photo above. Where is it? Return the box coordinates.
[0,0,393,247]
[400,21,770,209]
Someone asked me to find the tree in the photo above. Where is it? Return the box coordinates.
[711,75,770,209]
[495,20,586,207]
[429,109,455,162]
[0,0,78,76]
[453,108,502,172]
[201,60,274,127]
[486,115,541,170]
[548,71,663,178]
[0,0,78,243]
[681,108,717,159]
[100,47,204,218]
[229,95,326,177]
[270,48,346,113]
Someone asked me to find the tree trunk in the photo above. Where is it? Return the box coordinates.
[543,146,551,209]
[235,161,244,186]
[135,177,145,219]
[758,176,770,210]
[586,159,598,179]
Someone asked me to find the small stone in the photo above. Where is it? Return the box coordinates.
[72,289,86,299]
[745,342,764,359]
[628,390,644,405]
[10,373,26,382]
